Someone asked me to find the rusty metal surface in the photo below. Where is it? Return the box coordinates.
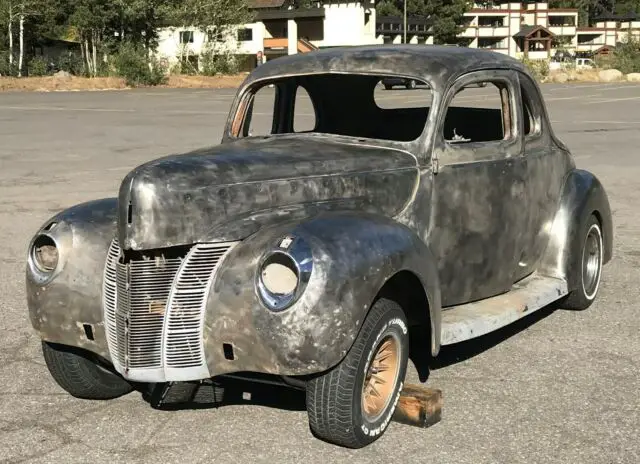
[24,46,613,382]
[26,198,117,361]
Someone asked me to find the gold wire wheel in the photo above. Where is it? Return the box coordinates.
[361,334,401,422]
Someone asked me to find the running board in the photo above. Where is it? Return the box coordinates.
[440,273,568,345]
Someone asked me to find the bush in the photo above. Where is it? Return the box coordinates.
[56,51,86,76]
[612,37,640,74]
[199,43,239,76]
[27,56,50,76]
[0,52,18,76]
[521,57,550,82]
[112,43,167,87]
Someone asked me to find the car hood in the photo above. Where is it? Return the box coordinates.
[117,135,418,250]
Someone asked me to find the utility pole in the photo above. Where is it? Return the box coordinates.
[403,0,407,44]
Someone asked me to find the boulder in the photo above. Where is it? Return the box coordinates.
[598,69,623,82]
[54,70,72,79]
[626,73,640,82]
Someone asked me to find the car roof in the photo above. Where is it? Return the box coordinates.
[243,45,530,90]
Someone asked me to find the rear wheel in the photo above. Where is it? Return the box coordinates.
[42,341,133,400]
[306,298,409,448]
[562,214,604,310]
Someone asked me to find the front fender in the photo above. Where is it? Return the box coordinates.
[26,198,118,361]
[202,211,441,377]
[539,168,613,288]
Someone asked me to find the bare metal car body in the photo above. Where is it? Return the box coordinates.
[26,45,612,446]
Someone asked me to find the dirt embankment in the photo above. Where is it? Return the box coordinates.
[0,73,248,92]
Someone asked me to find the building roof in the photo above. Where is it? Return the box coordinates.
[241,45,529,90]
[513,25,554,38]
[247,0,286,8]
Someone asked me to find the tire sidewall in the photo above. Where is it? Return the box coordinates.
[352,306,409,443]
[580,218,603,301]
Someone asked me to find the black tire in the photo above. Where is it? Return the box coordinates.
[42,341,133,400]
[406,80,416,89]
[384,84,392,90]
[562,214,604,310]
[306,298,409,448]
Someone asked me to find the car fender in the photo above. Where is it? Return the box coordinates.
[539,168,613,289]
[202,211,442,377]
[25,198,118,361]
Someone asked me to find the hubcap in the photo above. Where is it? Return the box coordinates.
[582,224,603,299]
[361,334,401,422]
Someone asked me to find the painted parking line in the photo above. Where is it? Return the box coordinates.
[545,94,603,101]
[583,96,640,104]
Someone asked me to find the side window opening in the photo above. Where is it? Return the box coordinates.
[245,84,277,137]
[522,89,533,136]
[293,86,316,132]
[443,80,512,144]
[519,75,541,137]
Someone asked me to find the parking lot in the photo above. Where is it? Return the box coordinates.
[1,82,639,463]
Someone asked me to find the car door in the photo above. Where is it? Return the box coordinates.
[514,71,573,281]
[428,69,529,307]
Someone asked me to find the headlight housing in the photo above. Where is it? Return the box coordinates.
[32,235,59,273]
[256,235,312,312]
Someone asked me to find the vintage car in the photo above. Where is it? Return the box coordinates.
[26,45,612,449]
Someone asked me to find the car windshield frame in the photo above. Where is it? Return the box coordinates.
[226,71,439,153]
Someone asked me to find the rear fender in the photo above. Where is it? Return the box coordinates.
[538,169,613,289]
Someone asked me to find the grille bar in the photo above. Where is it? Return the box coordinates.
[162,243,235,380]
[102,239,122,372]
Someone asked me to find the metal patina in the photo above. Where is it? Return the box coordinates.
[26,45,613,386]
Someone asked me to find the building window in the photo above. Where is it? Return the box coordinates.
[237,28,253,41]
[180,30,194,44]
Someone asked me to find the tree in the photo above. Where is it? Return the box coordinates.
[375,0,472,44]
[0,0,49,76]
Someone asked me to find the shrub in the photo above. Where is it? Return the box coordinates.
[56,51,86,76]
[521,57,550,82]
[27,56,50,76]
[112,43,167,87]
[0,52,18,76]
[612,37,640,74]
[199,43,239,76]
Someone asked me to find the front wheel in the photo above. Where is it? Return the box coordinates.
[562,214,604,310]
[42,341,133,400]
[305,298,409,448]
[406,79,416,90]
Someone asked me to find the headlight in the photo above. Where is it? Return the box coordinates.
[31,234,59,273]
[256,235,312,312]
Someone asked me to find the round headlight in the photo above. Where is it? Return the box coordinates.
[257,236,313,312]
[261,253,299,296]
[31,235,59,273]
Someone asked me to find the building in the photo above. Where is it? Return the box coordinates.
[155,0,378,70]
[154,1,639,68]
[577,12,640,56]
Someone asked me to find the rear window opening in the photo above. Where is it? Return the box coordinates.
[238,73,433,143]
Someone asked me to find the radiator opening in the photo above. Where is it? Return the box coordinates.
[223,343,235,360]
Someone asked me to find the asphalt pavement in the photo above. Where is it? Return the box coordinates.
[1,82,639,463]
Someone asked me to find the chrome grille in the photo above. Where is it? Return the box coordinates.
[102,237,236,382]
[164,244,232,369]
[102,239,122,371]
[116,255,182,369]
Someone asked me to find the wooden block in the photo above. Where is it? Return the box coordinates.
[392,383,443,428]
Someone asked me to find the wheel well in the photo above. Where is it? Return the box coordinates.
[375,270,431,381]
[592,209,603,229]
